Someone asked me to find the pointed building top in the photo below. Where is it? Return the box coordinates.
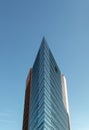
[42,36,46,42]
[40,36,49,49]
[41,36,47,44]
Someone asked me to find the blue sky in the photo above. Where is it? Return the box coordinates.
[0,0,89,130]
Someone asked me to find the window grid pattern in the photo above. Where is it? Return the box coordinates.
[29,39,69,130]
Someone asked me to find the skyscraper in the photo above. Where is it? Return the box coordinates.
[22,37,71,130]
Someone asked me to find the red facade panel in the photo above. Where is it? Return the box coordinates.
[22,69,32,130]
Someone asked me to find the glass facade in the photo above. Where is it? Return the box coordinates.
[22,37,70,130]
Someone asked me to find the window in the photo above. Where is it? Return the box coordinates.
[55,66,58,73]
